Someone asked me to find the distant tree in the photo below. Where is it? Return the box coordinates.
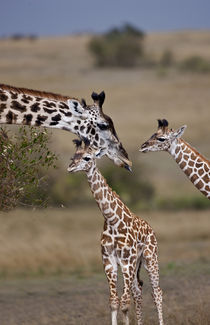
[0,127,57,211]
[88,24,145,68]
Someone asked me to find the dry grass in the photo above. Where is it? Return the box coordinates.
[0,208,209,324]
[0,208,209,276]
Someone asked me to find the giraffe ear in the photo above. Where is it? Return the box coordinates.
[67,99,87,117]
[173,125,187,139]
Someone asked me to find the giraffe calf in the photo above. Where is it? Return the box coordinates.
[68,139,164,325]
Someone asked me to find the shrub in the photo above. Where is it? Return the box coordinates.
[179,55,210,73]
[0,127,57,211]
[159,49,174,67]
[88,24,145,68]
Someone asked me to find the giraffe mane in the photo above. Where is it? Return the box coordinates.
[0,83,78,102]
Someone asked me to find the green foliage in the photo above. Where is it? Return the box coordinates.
[179,55,210,73]
[0,127,57,210]
[88,24,145,68]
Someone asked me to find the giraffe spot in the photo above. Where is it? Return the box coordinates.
[204,164,209,173]
[183,154,190,161]
[0,103,6,112]
[22,94,33,101]
[59,102,69,109]
[102,234,112,244]
[11,92,18,100]
[109,217,118,225]
[31,103,41,112]
[50,121,59,126]
[190,174,198,183]
[205,185,210,191]
[175,147,180,155]
[123,248,130,259]
[101,201,109,210]
[6,111,17,123]
[43,107,57,114]
[80,125,85,132]
[93,182,99,191]
[59,108,72,117]
[116,206,122,217]
[180,161,186,169]
[95,191,103,201]
[198,168,204,176]
[11,100,26,113]
[191,153,197,160]
[95,134,99,141]
[188,160,194,167]
[52,113,61,122]
[196,180,204,190]
[110,201,116,210]
[23,114,33,125]
[203,174,209,183]
[43,100,56,108]
[176,153,182,163]
[35,115,48,126]
[0,93,8,101]
[185,168,193,176]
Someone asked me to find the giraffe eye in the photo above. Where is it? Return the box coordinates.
[97,123,109,130]
[157,137,166,142]
[83,157,90,161]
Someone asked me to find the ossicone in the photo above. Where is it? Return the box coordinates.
[91,91,105,108]
[158,118,169,128]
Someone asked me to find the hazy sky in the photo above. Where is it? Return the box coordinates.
[1,0,210,37]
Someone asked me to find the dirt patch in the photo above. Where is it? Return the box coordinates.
[0,270,209,325]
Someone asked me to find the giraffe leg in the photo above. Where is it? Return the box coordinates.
[102,250,119,325]
[119,257,136,325]
[131,258,143,325]
[143,253,164,325]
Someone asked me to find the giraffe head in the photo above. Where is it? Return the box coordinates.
[67,139,99,173]
[68,91,131,171]
[140,119,187,153]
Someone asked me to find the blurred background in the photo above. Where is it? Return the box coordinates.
[0,1,209,324]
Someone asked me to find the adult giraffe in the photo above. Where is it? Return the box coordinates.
[0,83,131,169]
[140,119,210,199]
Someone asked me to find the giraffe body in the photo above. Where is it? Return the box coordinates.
[0,84,131,169]
[68,140,164,325]
[140,119,210,199]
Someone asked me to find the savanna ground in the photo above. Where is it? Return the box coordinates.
[0,30,210,324]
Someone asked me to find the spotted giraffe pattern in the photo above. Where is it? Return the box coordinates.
[140,119,210,199]
[173,139,210,198]
[68,140,164,325]
[0,84,131,169]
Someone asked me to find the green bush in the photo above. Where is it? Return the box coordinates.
[88,24,145,68]
[0,127,57,210]
[179,55,210,73]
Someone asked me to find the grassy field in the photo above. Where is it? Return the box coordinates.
[0,30,210,324]
[0,208,209,324]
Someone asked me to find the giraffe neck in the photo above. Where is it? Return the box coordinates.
[169,139,210,199]
[0,84,86,135]
[86,163,132,224]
